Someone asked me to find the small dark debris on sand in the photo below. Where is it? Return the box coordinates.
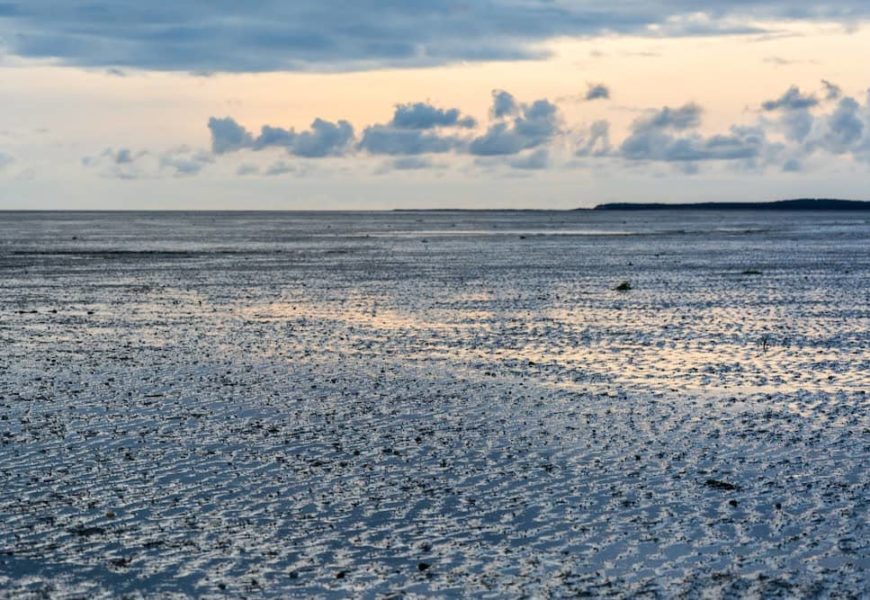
[67,526,106,537]
[109,557,132,568]
[705,479,741,491]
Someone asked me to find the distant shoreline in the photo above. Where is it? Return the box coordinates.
[3,199,869,213]
[590,199,870,211]
[392,198,870,212]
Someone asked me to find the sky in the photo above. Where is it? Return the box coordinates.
[2,1,870,209]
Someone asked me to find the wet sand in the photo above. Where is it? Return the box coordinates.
[1,211,868,597]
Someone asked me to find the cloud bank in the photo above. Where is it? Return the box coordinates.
[76,82,870,179]
[200,82,870,177]
[208,118,355,158]
[1,1,869,72]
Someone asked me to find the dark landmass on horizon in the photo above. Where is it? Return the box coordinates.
[5,199,870,213]
[391,199,870,212]
[591,199,870,211]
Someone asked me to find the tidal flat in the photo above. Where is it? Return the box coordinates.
[0,210,868,598]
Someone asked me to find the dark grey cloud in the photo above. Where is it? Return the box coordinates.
[469,123,526,156]
[619,104,765,163]
[491,90,519,118]
[470,96,560,156]
[391,103,476,129]
[4,1,865,73]
[765,82,847,143]
[208,118,253,154]
[213,102,470,159]
[643,103,703,130]
[621,129,764,162]
[253,126,296,150]
[762,86,819,111]
[358,126,461,156]
[209,117,354,157]
[780,108,814,142]
[615,89,870,170]
[585,84,611,101]
[762,83,870,160]
[209,91,564,160]
[818,97,864,154]
[290,119,354,158]
[358,101,477,155]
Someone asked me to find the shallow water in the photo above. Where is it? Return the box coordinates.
[1,211,868,597]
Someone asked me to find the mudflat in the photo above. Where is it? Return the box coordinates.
[1,210,867,597]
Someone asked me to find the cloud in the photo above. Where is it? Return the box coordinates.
[780,108,814,142]
[190,85,870,177]
[83,146,212,178]
[209,117,354,157]
[491,90,519,118]
[759,83,870,160]
[160,147,214,176]
[638,88,870,169]
[762,86,819,111]
[762,84,844,143]
[470,95,560,156]
[619,104,765,163]
[509,148,549,170]
[2,2,868,73]
[100,147,146,165]
[585,84,611,101]
[82,147,150,179]
[816,97,865,154]
[822,79,842,101]
[288,119,354,158]
[642,103,703,130]
[575,120,612,157]
[391,102,476,129]
[208,117,254,154]
[358,101,476,155]
[358,126,461,155]
[209,91,565,162]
